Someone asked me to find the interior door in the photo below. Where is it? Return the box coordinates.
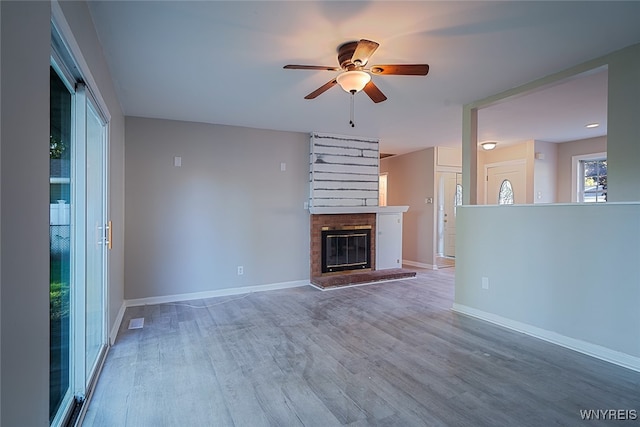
[486,162,526,204]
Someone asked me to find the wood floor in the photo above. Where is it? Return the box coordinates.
[83,268,640,426]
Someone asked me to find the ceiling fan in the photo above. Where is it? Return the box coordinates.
[284,39,429,104]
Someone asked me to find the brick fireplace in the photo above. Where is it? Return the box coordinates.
[310,213,376,279]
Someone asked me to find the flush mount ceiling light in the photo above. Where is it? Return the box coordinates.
[480,141,497,150]
[585,123,600,128]
[336,70,371,94]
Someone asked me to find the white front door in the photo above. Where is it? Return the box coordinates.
[486,162,526,205]
[442,173,459,257]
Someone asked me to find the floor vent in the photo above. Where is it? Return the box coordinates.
[128,318,144,329]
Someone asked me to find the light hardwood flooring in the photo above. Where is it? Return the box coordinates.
[83,268,640,426]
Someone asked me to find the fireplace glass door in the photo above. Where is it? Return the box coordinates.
[322,228,371,273]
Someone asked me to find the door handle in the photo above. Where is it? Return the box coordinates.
[107,220,112,250]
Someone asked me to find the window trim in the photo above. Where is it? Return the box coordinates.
[571,152,606,203]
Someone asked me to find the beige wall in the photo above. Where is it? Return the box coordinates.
[556,136,607,203]
[380,148,436,268]
[533,140,558,204]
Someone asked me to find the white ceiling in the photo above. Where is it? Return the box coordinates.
[87,1,640,155]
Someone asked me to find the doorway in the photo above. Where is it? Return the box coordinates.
[50,27,109,426]
[437,171,461,267]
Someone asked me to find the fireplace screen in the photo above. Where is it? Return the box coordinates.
[321,226,372,273]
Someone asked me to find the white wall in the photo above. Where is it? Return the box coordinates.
[125,117,310,300]
[1,2,125,424]
[455,203,640,368]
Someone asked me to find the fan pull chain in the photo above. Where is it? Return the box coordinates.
[349,91,355,127]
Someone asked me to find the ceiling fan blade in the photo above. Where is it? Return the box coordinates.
[363,80,387,103]
[284,65,341,71]
[369,64,430,76]
[304,79,338,99]
[352,39,379,66]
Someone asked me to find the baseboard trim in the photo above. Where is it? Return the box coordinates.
[402,260,437,270]
[452,303,640,373]
[109,301,126,345]
[125,280,310,308]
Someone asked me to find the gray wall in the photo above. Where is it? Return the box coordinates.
[607,43,640,202]
[1,2,50,425]
[456,204,640,360]
[125,117,310,300]
[380,148,436,268]
[1,1,125,424]
[456,43,640,367]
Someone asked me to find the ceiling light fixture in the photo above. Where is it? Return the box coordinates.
[336,70,371,94]
[336,71,372,128]
[585,123,600,128]
[480,141,497,150]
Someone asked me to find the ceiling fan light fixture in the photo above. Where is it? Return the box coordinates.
[481,141,497,150]
[336,70,371,94]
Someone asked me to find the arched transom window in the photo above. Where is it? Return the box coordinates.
[498,180,514,205]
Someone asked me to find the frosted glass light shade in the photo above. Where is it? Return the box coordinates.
[336,71,371,93]
[481,141,497,150]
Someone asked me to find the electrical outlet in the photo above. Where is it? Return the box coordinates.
[237,266,244,276]
[482,277,489,290]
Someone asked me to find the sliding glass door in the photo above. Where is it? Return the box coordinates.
[84,98,108,383]
[50,31,109,425]
[50,64,73,425]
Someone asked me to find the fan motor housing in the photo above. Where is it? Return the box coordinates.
[337,41,359,70]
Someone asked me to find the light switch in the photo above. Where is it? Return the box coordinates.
[174,156,182,167]
[280,162,286,172]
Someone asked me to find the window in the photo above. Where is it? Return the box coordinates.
[572,152,607,203]
[581,159,607,203]
[498,180,514,205]
[455,184,463,207]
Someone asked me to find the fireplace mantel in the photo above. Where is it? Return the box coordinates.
[309,205,409,215]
